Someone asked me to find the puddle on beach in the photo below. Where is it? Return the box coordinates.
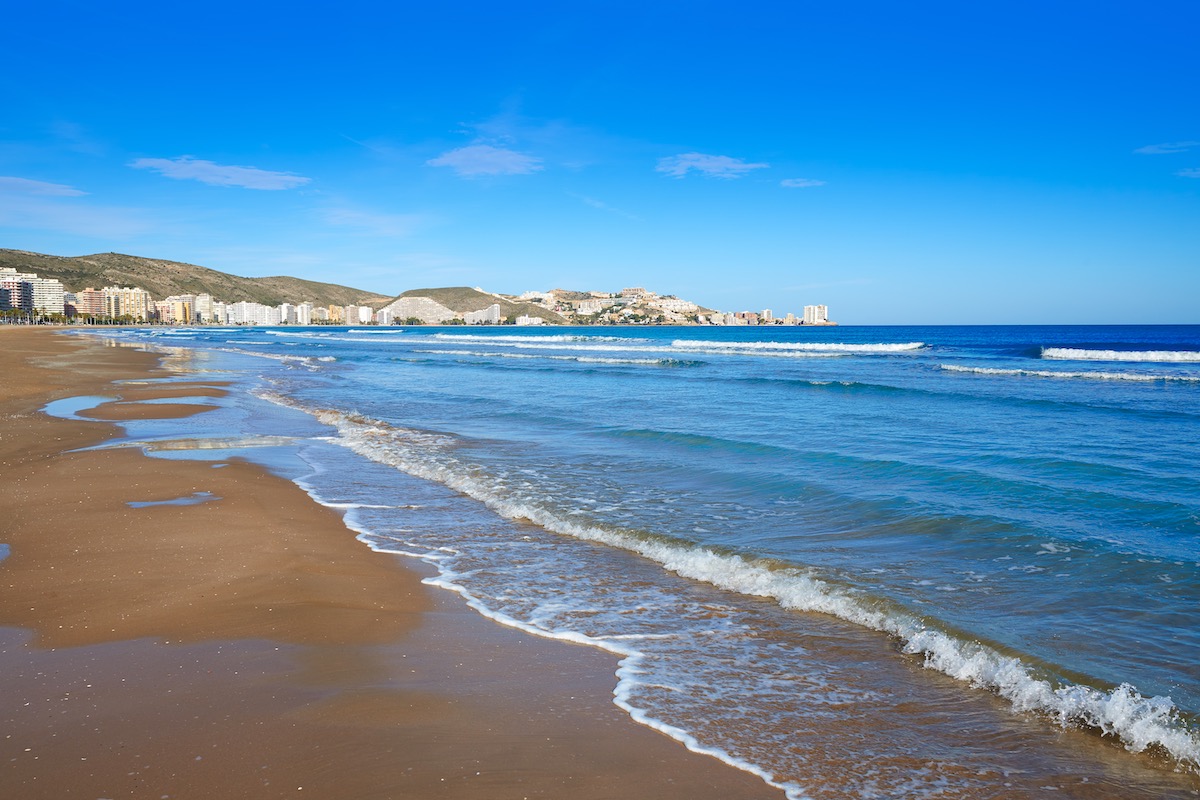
[41,395,114,421]
[43,393,223,422]
[127,492,219,509]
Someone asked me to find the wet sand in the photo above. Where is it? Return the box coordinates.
[0,327,781,799]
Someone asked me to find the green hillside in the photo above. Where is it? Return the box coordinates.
[0,249,392,308]
[395,286,566,323]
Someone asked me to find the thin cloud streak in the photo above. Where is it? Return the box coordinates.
[0,197,152,238]
[656,152,769,179]
[129,156,311,190]
[0,176,87,196]
[1178,168,1200,178]
[1134,141,1200,155]
[781,178,826,188]
[569,192,640,221]
[427,144,543,177]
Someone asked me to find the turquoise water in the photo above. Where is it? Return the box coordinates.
[81,325,1200,798]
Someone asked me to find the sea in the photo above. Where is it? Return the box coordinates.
[72,324,1200,799]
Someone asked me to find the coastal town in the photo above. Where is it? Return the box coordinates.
[1,265,836,327]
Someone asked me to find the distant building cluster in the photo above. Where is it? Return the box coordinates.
[1,267,67,316]
[705,304,833,326]
[0,267,393,326]
[1,266,836,327]
[515,286,836,326]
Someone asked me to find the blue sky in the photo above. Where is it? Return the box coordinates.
[2,1,1197,323]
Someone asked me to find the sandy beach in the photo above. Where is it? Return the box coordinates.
[0,327,780,799]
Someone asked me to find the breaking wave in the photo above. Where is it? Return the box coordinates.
[673,340,925,354]
[259,393,1200,774]
[431,333,635,344]
[1042,348,1200,363]
[414,348,702,367]
[210,347,331,369]
[941,364,1200,383]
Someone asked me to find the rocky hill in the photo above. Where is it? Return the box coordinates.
[0,249,392,308]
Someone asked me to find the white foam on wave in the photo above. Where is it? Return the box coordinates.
[360,533,809,800]
[264,330,332,338]
[211,347,338,369]
[414,348,695,367]
[258,394,1200,775]
[674,339,925,354]
[267,330,399,345]
[432,333,634,344]
[1042,347,1200,363]
[941,364,1200,383]
[425,340,843,359]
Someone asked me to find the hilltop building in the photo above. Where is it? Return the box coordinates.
[574,298,611,315]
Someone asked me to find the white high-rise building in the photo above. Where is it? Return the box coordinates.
[228,301,278,325]
[30,277,65,315]
[464,304,502,324]
[195,294,214,323]
[803,304,829,325]
[515,314,544,326]
[0,268,65,314]
[296,302,313,325]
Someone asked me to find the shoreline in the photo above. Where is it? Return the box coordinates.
[0,327,780,799]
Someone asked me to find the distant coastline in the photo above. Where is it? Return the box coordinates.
[1,248,835,328]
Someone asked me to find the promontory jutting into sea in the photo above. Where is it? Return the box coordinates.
[60,318,1200,799]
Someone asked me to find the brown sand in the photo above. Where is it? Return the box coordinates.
[79,401,221,420]
[0,327,781,799]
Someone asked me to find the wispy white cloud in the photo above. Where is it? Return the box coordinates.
[568,192,640,220]
[1134,141,1200,155]
[322,207,428,237]
[656,152,769,179]
[468,110,611,169]
[129,156,311,190]
[780,178,826,189]
[427,144,543,177]
[0,176,87,196]
[1178,168,1200,178]
[50,121,106,156]
[0,196,151,238]
[0,175,151,238]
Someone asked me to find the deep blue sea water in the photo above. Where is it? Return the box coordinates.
[76,324,1200,799]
